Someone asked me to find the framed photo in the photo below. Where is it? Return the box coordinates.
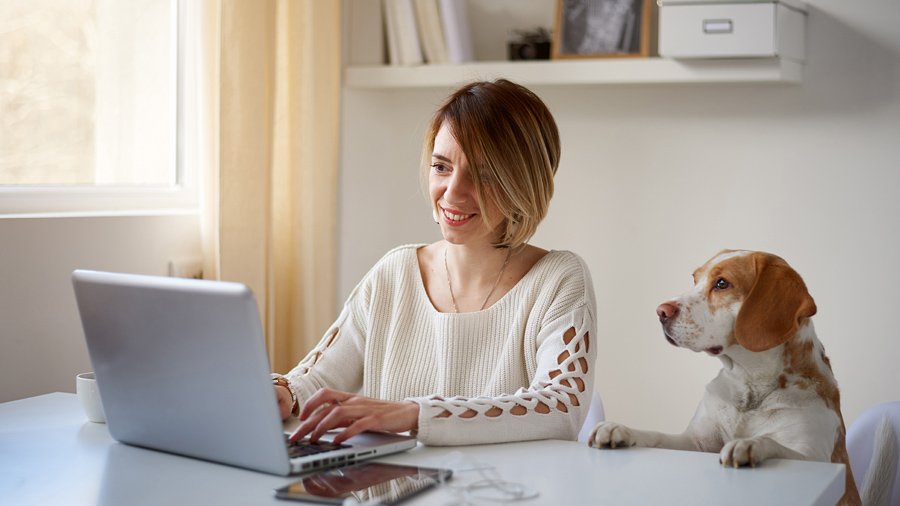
[552,0,652,59]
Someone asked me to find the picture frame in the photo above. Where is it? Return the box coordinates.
[552,0,652,59]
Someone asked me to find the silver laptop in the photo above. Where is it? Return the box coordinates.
[71,269,417,476]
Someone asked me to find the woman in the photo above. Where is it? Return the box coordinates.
[273,79,597,446]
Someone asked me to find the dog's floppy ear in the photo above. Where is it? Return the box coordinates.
[734,253,817,352]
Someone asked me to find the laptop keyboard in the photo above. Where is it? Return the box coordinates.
[285,435,350,459]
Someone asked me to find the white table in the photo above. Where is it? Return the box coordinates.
[1,393,845,505]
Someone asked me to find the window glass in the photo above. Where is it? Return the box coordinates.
[0,0,175,187]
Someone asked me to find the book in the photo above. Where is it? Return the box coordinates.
[438,0,474,64]
[391,0,424,65]
[413,0,448,64]
[382,0,400,65]
[349,0,385,65]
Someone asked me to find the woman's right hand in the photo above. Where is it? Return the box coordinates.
[275,385,294,420]
[290,388,419,445]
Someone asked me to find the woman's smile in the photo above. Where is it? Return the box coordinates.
[440,207,476,226]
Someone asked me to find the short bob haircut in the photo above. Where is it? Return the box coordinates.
[421,79,560,249]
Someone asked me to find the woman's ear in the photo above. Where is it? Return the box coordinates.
[734,253,817,352]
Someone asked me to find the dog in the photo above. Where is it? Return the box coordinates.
[588,250,895,506]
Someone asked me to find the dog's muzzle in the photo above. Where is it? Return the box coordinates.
[657,303,679,346]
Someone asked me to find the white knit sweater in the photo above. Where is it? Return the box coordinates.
[284,244,597,446]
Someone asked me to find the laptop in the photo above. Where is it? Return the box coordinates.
[71,269,417,476]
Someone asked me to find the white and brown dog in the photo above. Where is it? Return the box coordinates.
[588,250,894,506]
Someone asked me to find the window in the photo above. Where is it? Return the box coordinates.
[0,0,195,216]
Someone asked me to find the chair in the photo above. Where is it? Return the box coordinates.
[577,392,605,443]
[846,401,900,506]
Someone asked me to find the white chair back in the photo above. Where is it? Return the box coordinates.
[577,392,605,443]
[846,401,900,506]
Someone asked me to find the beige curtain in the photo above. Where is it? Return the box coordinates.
[199,0,341,373]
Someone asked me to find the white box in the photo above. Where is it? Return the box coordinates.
[658,0,806,61]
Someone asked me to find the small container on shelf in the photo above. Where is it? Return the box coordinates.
[658,0,805,61]
[508,28,552,61]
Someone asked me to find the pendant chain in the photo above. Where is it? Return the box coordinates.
[444,246,511,313]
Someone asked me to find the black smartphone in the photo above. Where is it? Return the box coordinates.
[273,462,452,504]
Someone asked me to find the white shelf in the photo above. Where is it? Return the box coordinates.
[344,57,802,89]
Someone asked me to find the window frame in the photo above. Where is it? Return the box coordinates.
[0,0,197,218]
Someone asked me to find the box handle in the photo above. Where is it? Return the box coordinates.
[703,19,733,34]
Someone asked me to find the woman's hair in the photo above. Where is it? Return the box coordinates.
[421,79,560,249]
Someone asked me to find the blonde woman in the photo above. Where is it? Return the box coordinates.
[274,79,597,446]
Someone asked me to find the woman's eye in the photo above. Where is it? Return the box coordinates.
[431,163,449,173]
[714,278,731,290]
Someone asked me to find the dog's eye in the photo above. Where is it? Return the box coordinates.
[714,278,732,291]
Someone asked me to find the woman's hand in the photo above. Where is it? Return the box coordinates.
[289,388,419,445]
[274,385,294,420]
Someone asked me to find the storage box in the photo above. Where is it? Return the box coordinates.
[658,0,805,60]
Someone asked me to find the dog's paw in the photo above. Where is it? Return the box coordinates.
[720,437,771,468]
[587,421,637,449]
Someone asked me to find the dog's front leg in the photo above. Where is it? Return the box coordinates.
[719,437,807,467]
[587,421,703,451]
[588,396,723,452]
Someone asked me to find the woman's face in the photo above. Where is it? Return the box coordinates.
[429,122,502,248]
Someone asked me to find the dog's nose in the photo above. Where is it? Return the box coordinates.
[657,303,678,323]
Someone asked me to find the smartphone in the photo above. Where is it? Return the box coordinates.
[273,462,452,505]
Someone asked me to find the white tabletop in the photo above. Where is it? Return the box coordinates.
[1,393,845,506]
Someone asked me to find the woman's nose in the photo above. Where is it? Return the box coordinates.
[445,172,474,203]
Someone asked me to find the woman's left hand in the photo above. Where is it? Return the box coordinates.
[289,388,419,445]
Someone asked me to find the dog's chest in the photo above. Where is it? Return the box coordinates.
[705,373,814,440]
[709,392,780,440]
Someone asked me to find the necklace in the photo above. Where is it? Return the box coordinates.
[444,246,511,313]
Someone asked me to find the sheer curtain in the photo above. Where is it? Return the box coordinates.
[198,0,341,373]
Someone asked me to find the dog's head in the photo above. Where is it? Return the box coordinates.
[657,250,817,355]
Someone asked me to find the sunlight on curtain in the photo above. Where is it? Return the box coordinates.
[200,0,341,372]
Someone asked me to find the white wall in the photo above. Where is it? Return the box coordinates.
[0,214,201,403]
[338,0,900,433]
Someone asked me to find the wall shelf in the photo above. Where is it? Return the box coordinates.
[344,57,802,89]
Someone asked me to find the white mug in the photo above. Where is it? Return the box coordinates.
[76,372,106,423]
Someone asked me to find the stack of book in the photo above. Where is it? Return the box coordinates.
[349,0,475,66]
